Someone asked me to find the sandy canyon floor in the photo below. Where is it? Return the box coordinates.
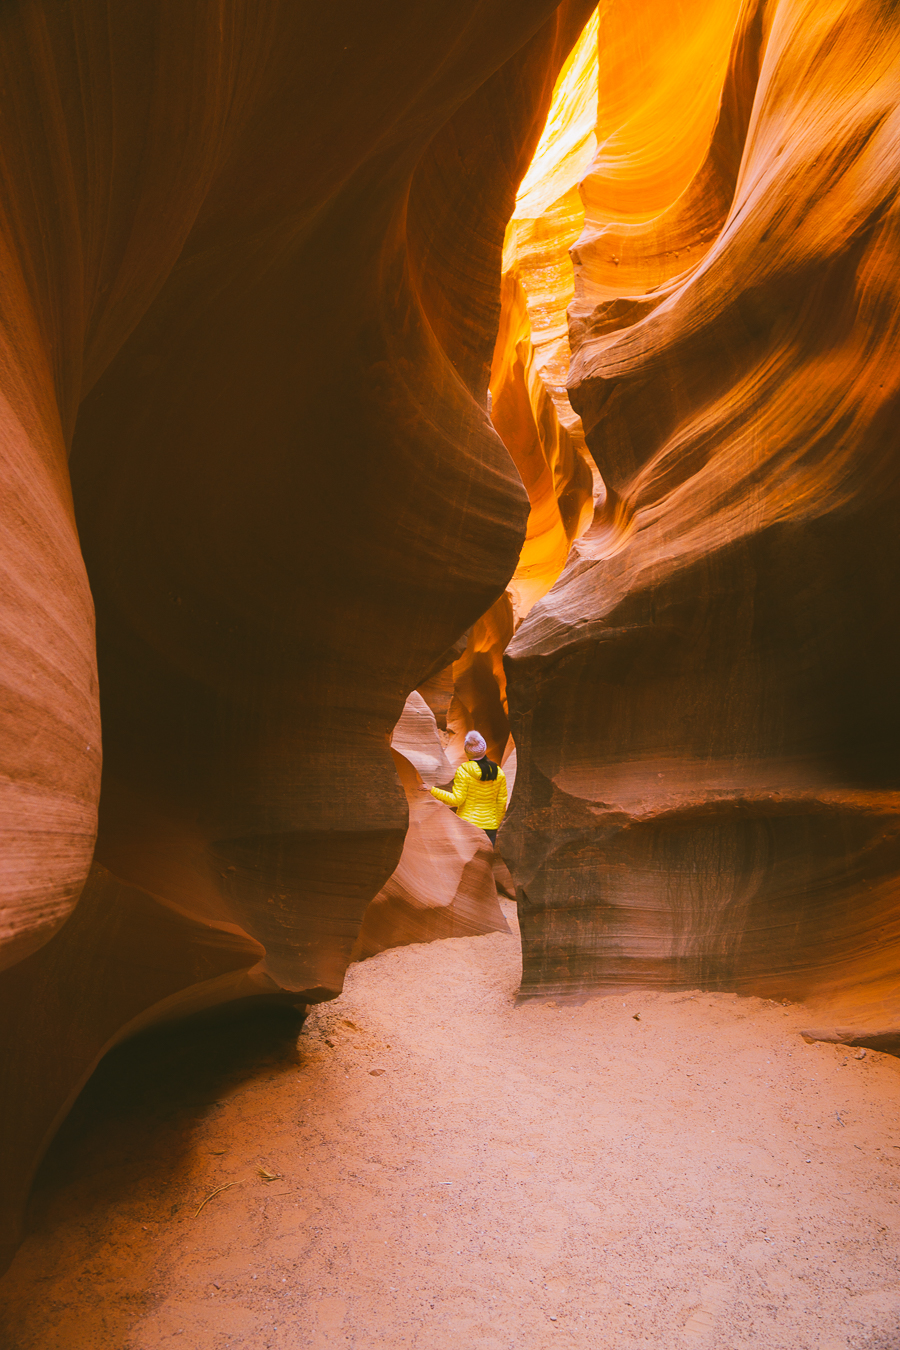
[0,901,898,1350]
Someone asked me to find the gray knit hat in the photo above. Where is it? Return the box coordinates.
[464,730,487,758]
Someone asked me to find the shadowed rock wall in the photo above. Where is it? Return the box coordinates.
[504,0,900,1019]
[0,0,595,1271]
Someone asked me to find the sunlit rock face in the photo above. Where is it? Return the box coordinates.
[491,12,601,626]
[446,17,601,763]
[504,0,900,1017]
[0,0,595,1271]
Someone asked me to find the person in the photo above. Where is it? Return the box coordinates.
[427,730,507,845]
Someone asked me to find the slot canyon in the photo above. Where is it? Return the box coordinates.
[0,0,898,1346]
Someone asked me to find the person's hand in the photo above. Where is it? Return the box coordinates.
[418,783,433,793]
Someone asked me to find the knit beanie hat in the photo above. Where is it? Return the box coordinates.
[464,730,487,758]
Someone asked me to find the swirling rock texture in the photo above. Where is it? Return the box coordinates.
[0,0,596,1271]
[491,6,601,630]
[504,0,900,1028]
[444,16,601,766]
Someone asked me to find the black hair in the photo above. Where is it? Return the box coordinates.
[477,755,499,782]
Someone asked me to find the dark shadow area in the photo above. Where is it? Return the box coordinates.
[24,1002,307,1239]
[0,1001,309,1347]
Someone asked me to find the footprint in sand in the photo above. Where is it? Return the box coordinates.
[684,1281,731,1340]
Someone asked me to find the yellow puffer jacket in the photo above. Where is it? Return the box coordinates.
[430,758,508,830]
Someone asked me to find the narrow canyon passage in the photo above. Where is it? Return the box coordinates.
[1,905,897,1350]
[2,3,900,1346]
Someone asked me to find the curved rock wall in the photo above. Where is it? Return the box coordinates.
[0,0,596,1271]
[446,16,601,765]
[504,0,900,1020]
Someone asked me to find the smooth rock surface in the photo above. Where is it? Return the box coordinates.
[0,0,595,1273]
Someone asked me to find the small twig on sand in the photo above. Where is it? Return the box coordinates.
[194,1183,236,1218]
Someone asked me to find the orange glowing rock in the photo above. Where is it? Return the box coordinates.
[491,13,599,627]
[505,0,900,1022]
[581,0,746,227]
[445,594,516,767]
[450,16,601,762]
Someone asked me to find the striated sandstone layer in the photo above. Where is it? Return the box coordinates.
[504,0,900,1020]
[0,0,596,1272]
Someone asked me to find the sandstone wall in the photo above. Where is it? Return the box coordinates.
[504,0,900,1024]
[0,0,595,1271]
[446,16,602,765]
